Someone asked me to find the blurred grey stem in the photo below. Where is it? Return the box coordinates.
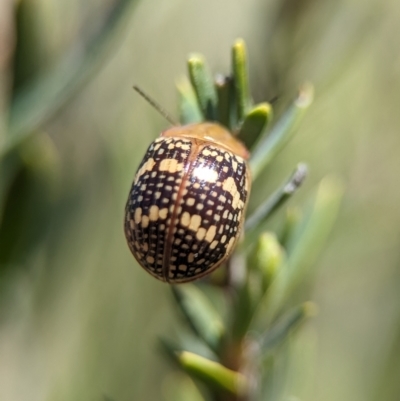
[2,0,139,158]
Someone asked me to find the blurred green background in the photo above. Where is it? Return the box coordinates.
[1,0,400,400]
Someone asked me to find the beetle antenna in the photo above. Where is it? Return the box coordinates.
[133,85,178,126]
[269,95,279,105]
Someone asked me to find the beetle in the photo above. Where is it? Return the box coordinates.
[124,93,251,283]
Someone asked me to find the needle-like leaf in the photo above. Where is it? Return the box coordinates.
[245,163,308,237]
[177,77,203,125]
[250,83,313,180]
[232,38,252,123]
[171,285,225,351]
[187,54,218,121]
[237,102,273,149]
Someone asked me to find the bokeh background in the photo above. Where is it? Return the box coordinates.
[1,0,400,400]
